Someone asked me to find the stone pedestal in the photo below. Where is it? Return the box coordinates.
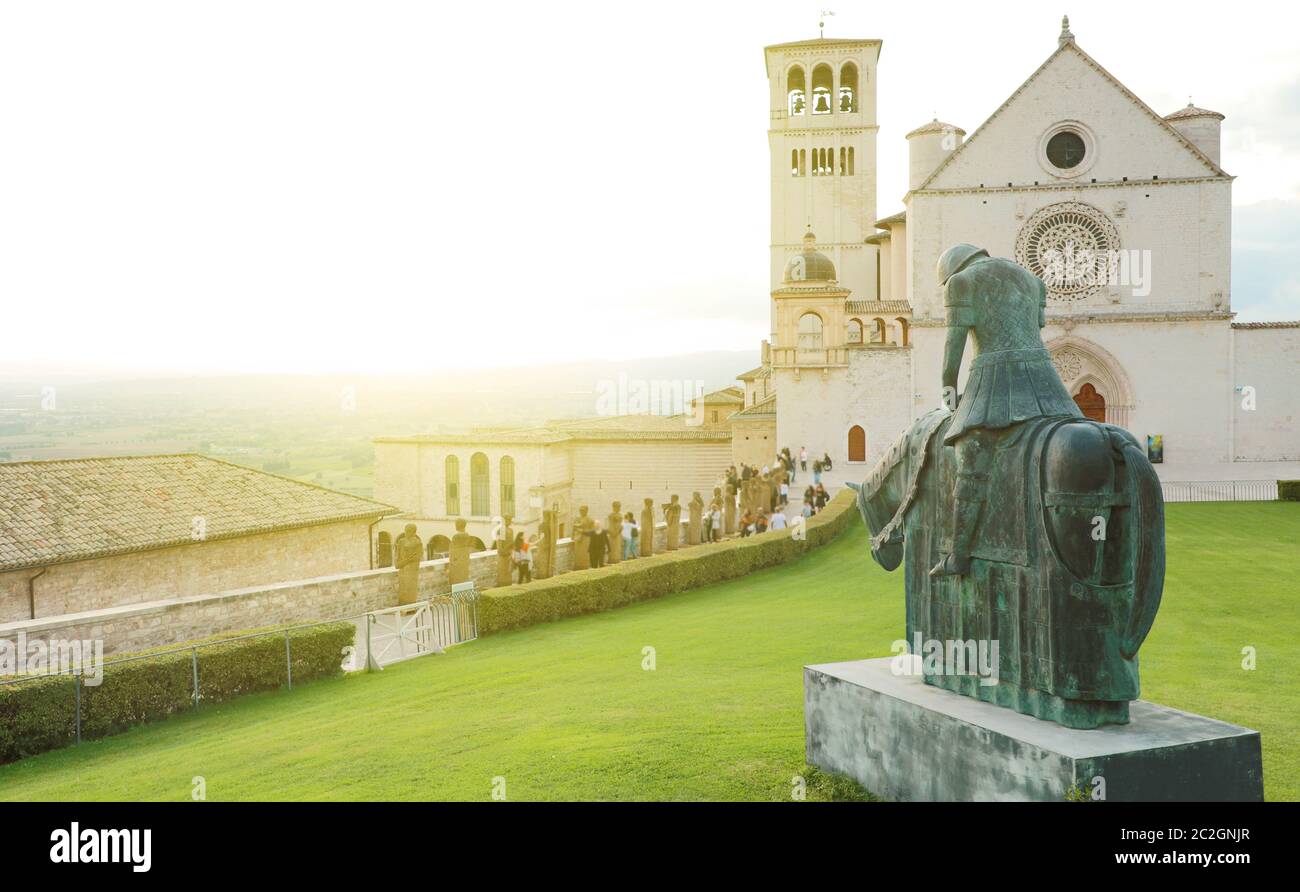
[804,658,1263,802]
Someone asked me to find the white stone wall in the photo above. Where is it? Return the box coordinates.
[907,180,1231,322]
[774,347,914,470]
[1231,327,1300,466]
[909,320,1300,482]
[373,441,549,525]
[732,418,777,469]
[883,39,1300,482]
[567,440,732,525]
[924,46,1220,192]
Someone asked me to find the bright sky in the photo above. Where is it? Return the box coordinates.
[2,1,1297,374]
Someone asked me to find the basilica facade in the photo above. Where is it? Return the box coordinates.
[753,18,1299,484]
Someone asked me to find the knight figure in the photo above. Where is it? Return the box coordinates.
[930,243,1083,578]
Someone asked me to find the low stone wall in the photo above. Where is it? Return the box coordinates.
[0,520,689,655]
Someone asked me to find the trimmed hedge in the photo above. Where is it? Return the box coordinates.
[1280,480,1300,502]
[0,621,355,764]
[479,488,858,634]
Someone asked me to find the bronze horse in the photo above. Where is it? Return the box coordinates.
[850,408,1165,728]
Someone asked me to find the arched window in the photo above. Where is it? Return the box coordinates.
[871,317,887,344]
[787,66,806,116]
[500,456,516,518]
[811,64,833,115]
[847,317,864,344]
[847,146,855,176]
[797,312,823,351]
[470,452,490,516]
[839,62,858,112]
[376,531,393,568]
[895,317,910,346]
[791,149,800,177]
[848,425,866,462]
[445,455,460,515]
[799,148,806,176]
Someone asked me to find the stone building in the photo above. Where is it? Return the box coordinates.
[0,454,396,623]
[372,407,737,550]
[748,19,1299,482]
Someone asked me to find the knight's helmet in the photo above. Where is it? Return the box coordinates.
[936,243,989,286]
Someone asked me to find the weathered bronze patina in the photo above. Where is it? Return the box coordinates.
[851,246,1166,729]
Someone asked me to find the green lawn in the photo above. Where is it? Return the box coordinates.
[0,502,1295,801]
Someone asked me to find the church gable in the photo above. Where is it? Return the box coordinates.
[922,42,1225,191]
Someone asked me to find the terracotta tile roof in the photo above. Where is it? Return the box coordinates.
[1165,103,1224,122]
[376,413,734,446]
[700,387,745,405]
[374,429,571,445]
[0,454,396,572]
[564,429,732,442]
[846,300,913,315]
[733,394,778,419]
[764,37,881,51]
[905,119,965,139]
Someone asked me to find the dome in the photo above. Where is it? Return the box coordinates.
[784,231,837,283]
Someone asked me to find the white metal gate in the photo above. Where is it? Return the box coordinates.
[363,584,479,671]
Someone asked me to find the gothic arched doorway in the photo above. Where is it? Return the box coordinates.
[1073,382,1106,422]
[847,425,866,462]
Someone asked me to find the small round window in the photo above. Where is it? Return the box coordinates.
[1046,130,1086,169]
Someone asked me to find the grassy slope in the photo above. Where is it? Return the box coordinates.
[0,502,1294,801]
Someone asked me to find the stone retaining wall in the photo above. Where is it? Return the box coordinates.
[0,520,687,655]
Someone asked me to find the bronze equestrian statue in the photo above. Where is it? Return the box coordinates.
[850,245,1165,729]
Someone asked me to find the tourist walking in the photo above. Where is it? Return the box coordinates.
[622,512,638,560]
[512,532,531,584]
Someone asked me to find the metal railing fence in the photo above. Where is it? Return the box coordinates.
[0,586,479,748]
[1160,480,1279,503]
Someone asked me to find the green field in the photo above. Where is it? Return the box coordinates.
[0,502,1295,801]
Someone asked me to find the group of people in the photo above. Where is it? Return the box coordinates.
[725,445,835,537]
[510,507,705,584]
[756,446,835,483]
[506,444,836,583]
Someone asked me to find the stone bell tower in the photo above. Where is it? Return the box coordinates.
[764,34,882,330]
